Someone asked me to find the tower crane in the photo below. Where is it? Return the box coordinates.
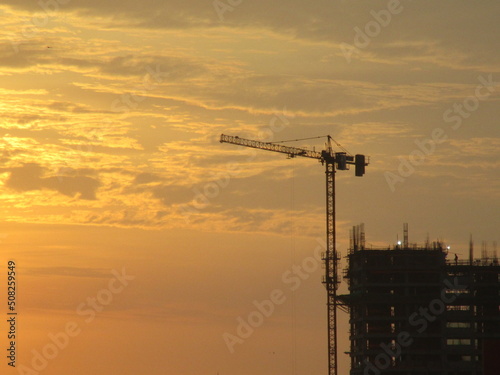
[220,134,369,375]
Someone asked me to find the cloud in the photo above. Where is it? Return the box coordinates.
[0,0,497,236]
[0,39,210,80]
[4,163,100,200]
[134,172,163,184]
[3,1,498,68]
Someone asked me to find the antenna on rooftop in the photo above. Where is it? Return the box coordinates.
[403,223,409,249]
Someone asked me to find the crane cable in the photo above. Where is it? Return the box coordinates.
[274,135,329,143]
[274,135,353,156]
[330,138,352,155]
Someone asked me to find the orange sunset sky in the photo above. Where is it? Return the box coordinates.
[0,1,499,375]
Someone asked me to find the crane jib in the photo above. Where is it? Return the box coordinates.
[220,134,323,160]
[220,134,368,175]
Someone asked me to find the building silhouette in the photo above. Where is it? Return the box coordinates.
[339,225,499,375]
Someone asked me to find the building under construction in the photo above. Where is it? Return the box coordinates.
[339,225,500,375]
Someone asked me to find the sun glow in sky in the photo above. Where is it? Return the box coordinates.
[0,1,499,374]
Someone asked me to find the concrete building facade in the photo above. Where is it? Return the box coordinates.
[340,230,499,375]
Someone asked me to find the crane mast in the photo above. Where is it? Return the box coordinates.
[220,133,368,375]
